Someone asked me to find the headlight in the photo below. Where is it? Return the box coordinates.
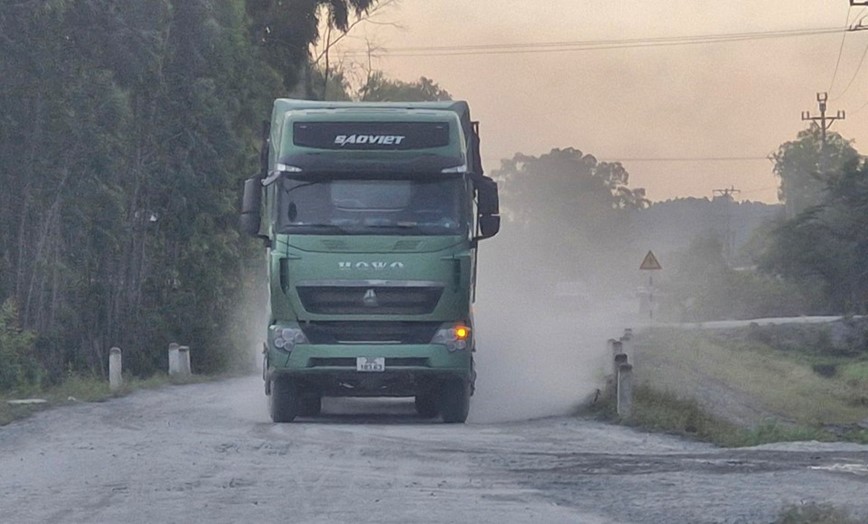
[273,327,308,352]
[431,323,471,352]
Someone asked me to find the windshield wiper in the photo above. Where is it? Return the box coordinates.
[283,179,327,194]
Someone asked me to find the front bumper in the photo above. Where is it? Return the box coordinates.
[266,343,472,397]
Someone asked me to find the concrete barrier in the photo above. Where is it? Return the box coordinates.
[178,346,191,377]
[109,347,122,391]
[617,362,633,419]
[168,342,180,376]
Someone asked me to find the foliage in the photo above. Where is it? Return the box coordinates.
[309,66,355,101]
[586,383,833,448]
[629,385,742,444]
[245,0,377,92]
[359,72,452,102]
[771,126,860,218]
[761,153,868,314]
[0,300,38,391]
[659,234,817,322]
[775,503,861,524]
[490,147,648,292]
[0,0,379,385]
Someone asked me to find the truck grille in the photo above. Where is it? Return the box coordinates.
[297,285,443,315]
[302,322,441,344]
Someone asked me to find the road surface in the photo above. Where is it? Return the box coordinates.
[1,376,867,524]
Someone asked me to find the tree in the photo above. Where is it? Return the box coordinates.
[659,234,812,322]
[245,0,378,93]
[761,136,868,313]
[359,73,452,102]
[772,125,859,218]
[489,147,648,293]
[0,0,284,381]
[495,147,647,226]
[0,299,38,391]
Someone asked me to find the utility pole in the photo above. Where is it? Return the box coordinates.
[712,187,740,200]
[712,187,740,264]
[801,92,845,145]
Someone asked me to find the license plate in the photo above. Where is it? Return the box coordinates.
[356,357,385,372]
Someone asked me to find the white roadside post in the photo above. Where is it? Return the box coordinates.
[617,362,634,419]
[109,347,123,391]
[612,340,625,379]
[178,346,192,377]
[621,328,635,371]
[168,342,180,376]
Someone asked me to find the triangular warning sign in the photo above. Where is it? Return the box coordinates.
[640,250,662,270]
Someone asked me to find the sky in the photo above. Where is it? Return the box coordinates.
[320,0,868,204]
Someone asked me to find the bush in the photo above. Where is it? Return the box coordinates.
[775,502,860,524]
[0,299,39,391]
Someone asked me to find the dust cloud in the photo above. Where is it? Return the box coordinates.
[235,237,639,424]
[469,238,638,423]
[230,270,270,374]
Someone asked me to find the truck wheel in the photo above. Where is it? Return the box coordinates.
[298,395,322,417]
[415,393,439,418]
[439,379,470,423]
[269,377,298,423]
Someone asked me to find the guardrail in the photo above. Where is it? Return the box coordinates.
[607,329,634,419]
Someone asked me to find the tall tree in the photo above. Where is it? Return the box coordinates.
[762,137,868,313]
[772,125,859,219]
[490,148,648,293]
[0,0,280,380]
[245,0,377,93]
[0,0,388,383]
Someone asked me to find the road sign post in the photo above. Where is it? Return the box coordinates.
[639,250,662,322]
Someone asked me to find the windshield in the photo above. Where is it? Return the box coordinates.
[276,176,468,236]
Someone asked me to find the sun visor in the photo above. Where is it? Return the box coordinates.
[276,153,466,176]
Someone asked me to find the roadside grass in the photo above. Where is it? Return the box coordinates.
[637,328,867,427]
[584,384,843,447]
[587,326,868,446]
[775,502,862,524]
[0,372,217,426]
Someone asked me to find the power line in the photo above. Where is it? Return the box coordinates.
[599,156,770,163]
[852,95,868,113]
[740,185,779,195]
[827,5,853,93]
[830,37,868,101]
[343,26,846,57]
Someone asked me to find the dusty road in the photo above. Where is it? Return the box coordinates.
[1,376,867,524]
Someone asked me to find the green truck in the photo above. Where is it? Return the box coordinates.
[241,99,499,423]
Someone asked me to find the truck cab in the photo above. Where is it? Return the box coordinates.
[241,99,499,423]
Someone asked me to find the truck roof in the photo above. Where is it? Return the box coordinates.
[270,99,482,176]
[272,99,472,118]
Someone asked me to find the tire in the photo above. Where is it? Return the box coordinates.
[298,395,322,417]
[269,377,298,423]
[439,379,470,423]
[415,392,439,418]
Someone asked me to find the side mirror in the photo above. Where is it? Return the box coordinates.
[240,177,262,237]
[476,176,499,216]
[478,214,500,240]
